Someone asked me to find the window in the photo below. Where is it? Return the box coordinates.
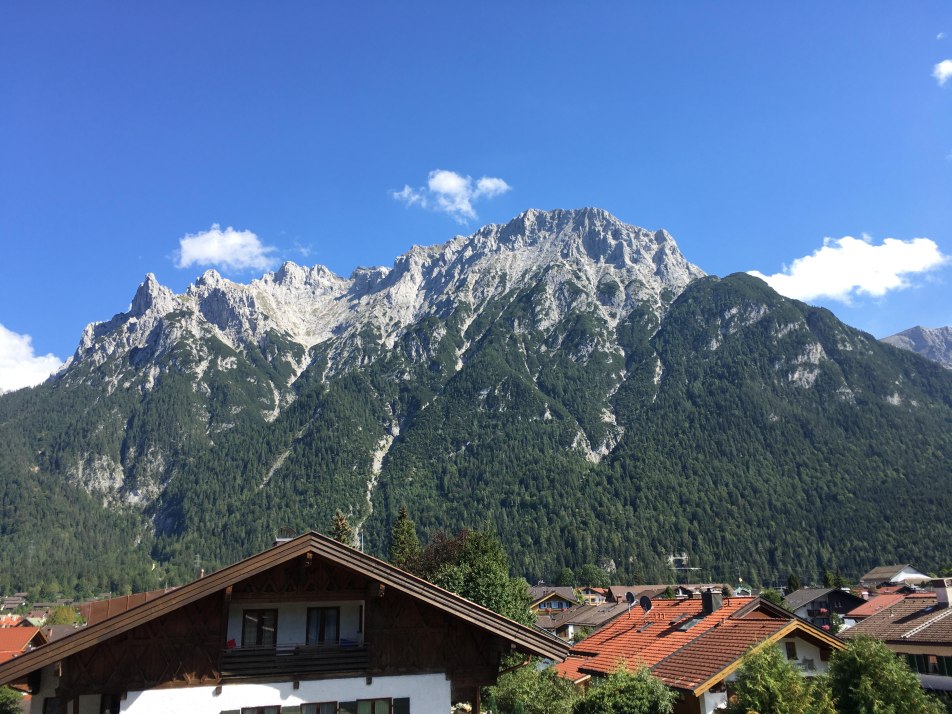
[784,641,798,660]
[302,704,337,714]
[358,699,391,714]
[307,607,340,645]
[242,609,277,647]
[241,708,280,714]
[100,694,121,714]
[43,699,67,714]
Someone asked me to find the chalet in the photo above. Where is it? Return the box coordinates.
[783,587,865,630]
[843,578,952,696]
[527,585,579,614]
[859,564,931,587]
[0,627,47,664]
[0,532,568,714]
[556,590,843,714]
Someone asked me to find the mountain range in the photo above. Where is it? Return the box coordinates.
[2,207,951,596]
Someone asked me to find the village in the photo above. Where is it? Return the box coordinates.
[0,532,947,714]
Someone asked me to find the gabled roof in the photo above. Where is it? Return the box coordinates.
[0,627,46,664]
[78,587,178,625]
[783,587,836,611]
[555,597,843,694]
[0,531,569,685]
[528,586,579,606]
[860,564,927,583]
[843,594,952,645]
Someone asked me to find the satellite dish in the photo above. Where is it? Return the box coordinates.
[625,591,636,605]
[640,595,653,614]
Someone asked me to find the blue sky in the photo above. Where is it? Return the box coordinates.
[2,2,951,390]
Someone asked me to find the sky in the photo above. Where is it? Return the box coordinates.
[1,2,951,391]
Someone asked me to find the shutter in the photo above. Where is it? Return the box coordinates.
[393,698,410,714]
[283,707,302,714]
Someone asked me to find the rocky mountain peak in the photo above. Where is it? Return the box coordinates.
[882,325,952,369]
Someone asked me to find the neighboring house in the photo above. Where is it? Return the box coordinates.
[0,615,24,627]
[555,590,843,714]
[0,531,568,714]
[536,602,631,641]
[0,627,47,664]
[859,564,932,587]
[783,588,865,630]
[604,585,669,604]
[577,587,607,605]
[843,578,952,695]
[528,585,580,613]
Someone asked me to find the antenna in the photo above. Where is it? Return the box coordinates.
[625,591,635,617]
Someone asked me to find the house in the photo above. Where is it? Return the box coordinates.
[844,593,906,623]
[783,587,865,630]
[842,578,952,695]
[0,627,47,664]
[555,590,843,714]
[859,564,932,587]
[577,587,607,605]
[0,531,569,714]
[603,585,669,604]
[536,602,631,641]
[527,585,580,613]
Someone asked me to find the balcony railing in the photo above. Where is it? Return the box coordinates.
[220,641,369,679]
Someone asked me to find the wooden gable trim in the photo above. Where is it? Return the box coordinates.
[0,532,568,684]
[689,620,845,697]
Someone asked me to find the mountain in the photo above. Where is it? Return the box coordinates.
[882,326,952,370]
[2,208,952,596]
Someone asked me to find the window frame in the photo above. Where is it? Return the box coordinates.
[784,641,798,660]
[306,606,341,646]
[242,608,278,648]
[302,703,337,714]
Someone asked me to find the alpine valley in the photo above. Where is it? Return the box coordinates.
[2,208,951,596]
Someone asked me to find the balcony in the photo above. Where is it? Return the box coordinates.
[220,641,369,679]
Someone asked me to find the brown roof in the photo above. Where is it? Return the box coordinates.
[859,564,926,583]
[538,603,632,631]
[0,531,569,685]
[843,594,952,645]
[528,586,580,606]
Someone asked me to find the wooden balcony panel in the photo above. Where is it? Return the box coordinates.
[220,644,369,679]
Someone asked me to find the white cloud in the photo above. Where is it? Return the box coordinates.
[749,234,948,303]
[0,324,64,393]
[938,32,947,40]
[392,169,512,222]
[934,59,952,86]
[174,224,277,272]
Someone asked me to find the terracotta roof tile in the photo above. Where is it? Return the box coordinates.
[846,594,905,619]
[843,594,952,644]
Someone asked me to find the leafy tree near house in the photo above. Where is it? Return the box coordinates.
[0,686,22,714]
[725,644,831,714]
[388,505,420,571]
[572,667,675,714]
[787,573,801,592]
[45,605,82,625]
[576,563,609,589]
[826,636,944,714]
[759,588,786,607]
[555,567,576,587]
[487,662,579,714]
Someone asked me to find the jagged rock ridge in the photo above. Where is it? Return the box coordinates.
[882,326,952,369]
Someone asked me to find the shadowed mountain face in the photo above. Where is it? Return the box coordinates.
[882,326,952,370]
[2,208,952,595]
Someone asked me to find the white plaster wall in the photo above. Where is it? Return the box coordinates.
[780,637,829,675]
[118,673,450,714]
[226,601,362,646]
[701,689,727,713]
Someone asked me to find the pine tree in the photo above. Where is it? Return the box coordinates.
[389,506,421,571]
[331,511,355,546]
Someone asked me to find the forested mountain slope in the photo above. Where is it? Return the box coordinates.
[1,208,950,595]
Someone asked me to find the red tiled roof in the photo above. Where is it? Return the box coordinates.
[555,597,844,695]
[846,593,905,619]
[0,628,46,664]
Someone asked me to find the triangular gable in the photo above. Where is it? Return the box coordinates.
[0,531,568,685]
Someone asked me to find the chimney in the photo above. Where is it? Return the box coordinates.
[702,587,723,615]
[931,578,952,608]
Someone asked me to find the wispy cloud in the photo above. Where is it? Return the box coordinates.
[0,324,63,393]
[392,169,511,223]
[174,224,277,273]
[938,32,947,40]
[749,234,948,303]
[934,59,952,86]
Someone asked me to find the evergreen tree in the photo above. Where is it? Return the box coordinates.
[787,573,801,592]
[330,511,355,546]
[389,506,421,571]
[576,563,609,588]
[554,567,576,587]
[827,637,944,714]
